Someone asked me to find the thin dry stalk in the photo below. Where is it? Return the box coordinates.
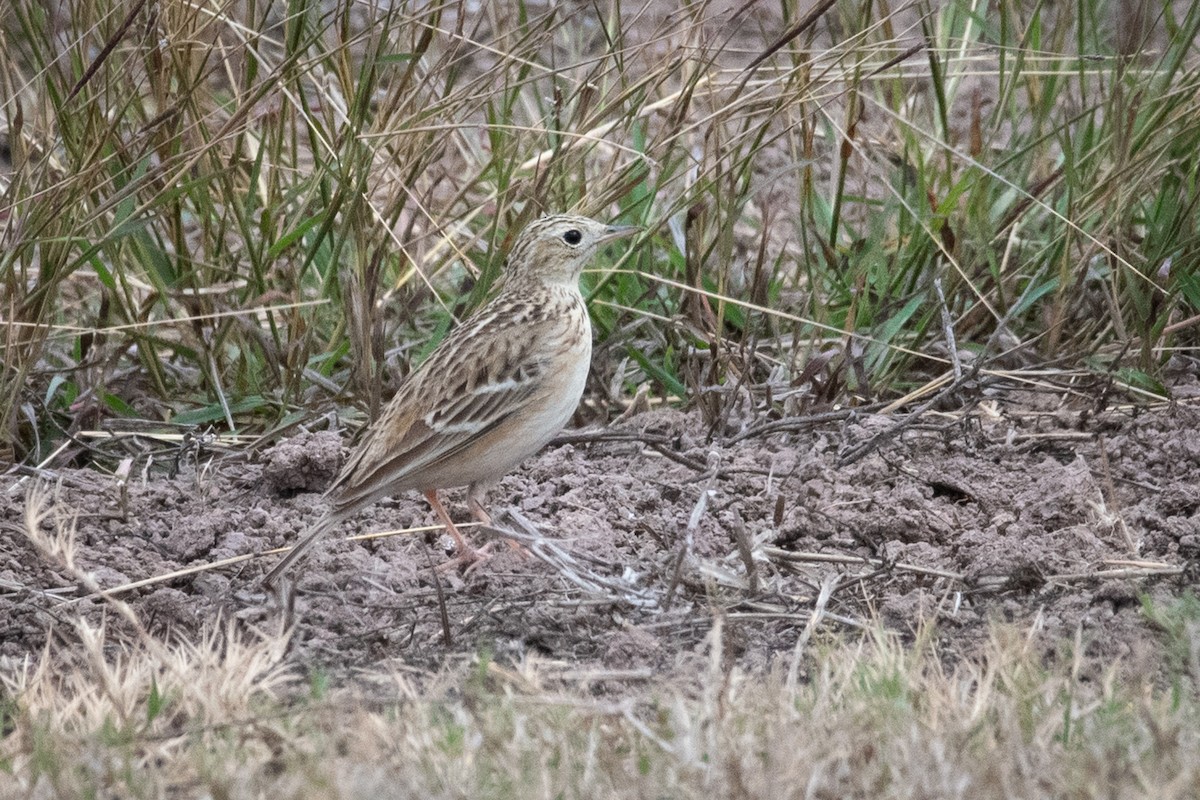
[481,508,658,608]
[787,572,842,690]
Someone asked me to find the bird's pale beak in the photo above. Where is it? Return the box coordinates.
[598,224,641,244]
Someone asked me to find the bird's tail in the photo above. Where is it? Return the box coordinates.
[261,513,339,589]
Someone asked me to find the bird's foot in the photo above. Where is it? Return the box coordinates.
[434,542,492,574]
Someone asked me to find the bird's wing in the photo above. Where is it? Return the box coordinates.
[327,321,547,511]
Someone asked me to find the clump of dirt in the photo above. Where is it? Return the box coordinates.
[2,399,1198,689]
[261,430,345,495]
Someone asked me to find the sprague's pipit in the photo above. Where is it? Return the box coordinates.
[262,214,638,589]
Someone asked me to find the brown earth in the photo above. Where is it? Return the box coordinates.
[3,393,1199,690]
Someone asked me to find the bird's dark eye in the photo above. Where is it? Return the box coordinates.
[563,229,583,245]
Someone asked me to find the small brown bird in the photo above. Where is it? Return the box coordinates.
[262,214,638,588]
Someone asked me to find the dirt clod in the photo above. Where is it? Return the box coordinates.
[261,430,344,495]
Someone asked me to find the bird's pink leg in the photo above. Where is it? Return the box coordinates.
[425,489,486,569]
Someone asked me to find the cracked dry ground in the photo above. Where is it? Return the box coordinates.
[3,397,1199,687]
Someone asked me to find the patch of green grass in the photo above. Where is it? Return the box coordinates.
[1143,592,1200,705]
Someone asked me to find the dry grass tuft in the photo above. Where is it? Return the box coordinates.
[3,592,1199,798]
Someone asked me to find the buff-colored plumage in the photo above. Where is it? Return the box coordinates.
[262,215,637,587]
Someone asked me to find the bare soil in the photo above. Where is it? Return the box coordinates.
[3,393,1199,689]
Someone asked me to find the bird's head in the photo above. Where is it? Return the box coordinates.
[505,214,639,286]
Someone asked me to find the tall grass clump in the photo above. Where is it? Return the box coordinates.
[1,0,1197,464]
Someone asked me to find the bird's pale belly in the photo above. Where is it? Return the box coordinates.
[416,335,591,491]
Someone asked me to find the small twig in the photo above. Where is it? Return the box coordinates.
[787,573,841,690]
[762,546,966,582]
[115,457,132,521]
[69,522,458,603]
[551,429,674,447]
[728,403,891,445]
[1102,558,1182,569]
[424,545,452,647]
[1009,431,1097,442]
[5,440,75,493]
[662,539,690,611]
[66,0,147,102]
[836,368,988,466]
[1096,434,1139,555]
[730,517,759,594]
[1048,562,1182,582]
[480,509,658,608]
[933,275,962,381]
[735,0,837,87]
[664,452,721,610]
